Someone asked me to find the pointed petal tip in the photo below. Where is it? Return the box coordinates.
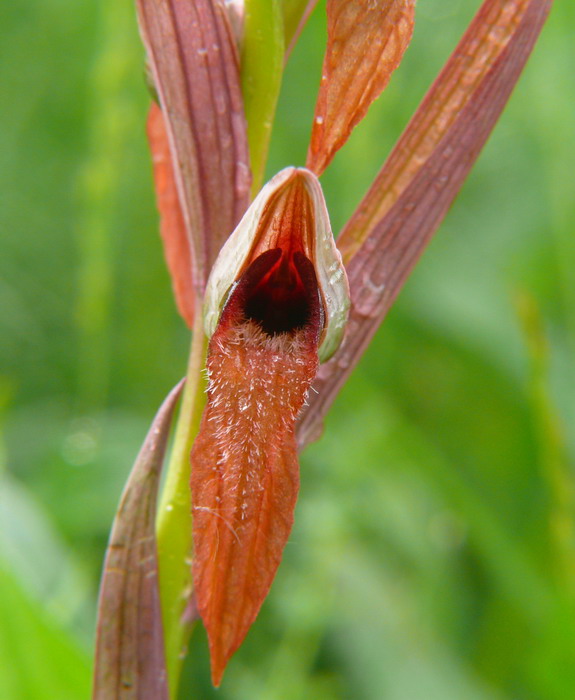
[307,0,415,175]
[207,635,232,688]
[211,668,223,689]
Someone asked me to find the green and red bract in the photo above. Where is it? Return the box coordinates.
[190,173,327,685]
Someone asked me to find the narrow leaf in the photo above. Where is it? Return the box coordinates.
[136,0,251,290]
[306,0,415,176]
[147,103,194,328]
[298,0,553,447]
[93,380,184,700]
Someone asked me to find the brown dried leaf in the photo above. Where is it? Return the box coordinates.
[298,0,553,447]
[93,380,184,700]
[306,0,415,175]
[136,0,251,291]
[147,102,194,328]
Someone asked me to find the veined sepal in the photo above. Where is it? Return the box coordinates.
[203,166,350,362]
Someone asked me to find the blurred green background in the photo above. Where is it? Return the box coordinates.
[1,1,574,698]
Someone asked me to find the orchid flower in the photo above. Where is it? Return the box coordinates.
[92,0,553,697]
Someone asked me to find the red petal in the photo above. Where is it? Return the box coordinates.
[191,241,322,685]
[147,103,194,328]
[306,0,415,175]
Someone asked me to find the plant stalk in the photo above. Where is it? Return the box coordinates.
[156,306,207,698]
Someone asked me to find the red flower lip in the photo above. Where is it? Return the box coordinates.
[191,166,348,685]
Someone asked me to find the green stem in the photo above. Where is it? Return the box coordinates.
[241,0,285,196]
[156,307,207,698]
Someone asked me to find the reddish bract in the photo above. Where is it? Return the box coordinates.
[307,0,415,175]
[147,103,195,328]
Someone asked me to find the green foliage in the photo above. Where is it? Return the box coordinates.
[0,475,92,698]
[241,0,285,194]
[0,567,91,700]
[1,1,574,698]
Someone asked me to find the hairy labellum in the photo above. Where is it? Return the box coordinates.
[191,168,347,685]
